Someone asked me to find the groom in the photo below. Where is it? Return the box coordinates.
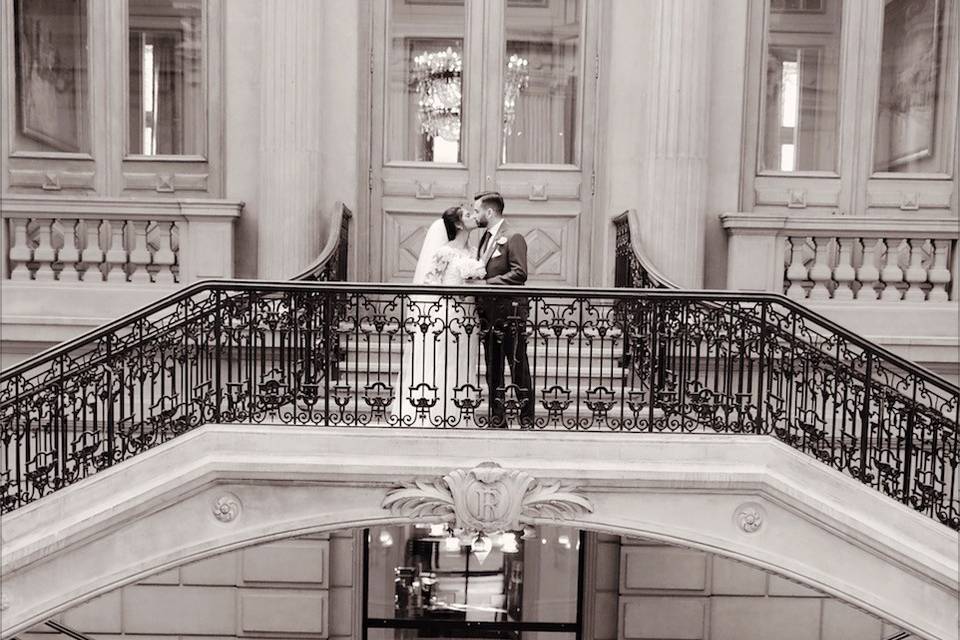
[472,191,535,428]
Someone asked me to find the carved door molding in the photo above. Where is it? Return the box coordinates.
[363,0,600,286]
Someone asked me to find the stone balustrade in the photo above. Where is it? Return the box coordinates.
[1,197,242,284]
[0,197,243,365]
[721,213,959,303]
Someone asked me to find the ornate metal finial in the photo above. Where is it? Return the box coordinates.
[382,462,592,538]
[212,493,241,523]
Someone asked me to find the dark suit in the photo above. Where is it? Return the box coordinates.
[476,224,534,427]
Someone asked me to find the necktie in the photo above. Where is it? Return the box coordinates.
[478,230,491,259]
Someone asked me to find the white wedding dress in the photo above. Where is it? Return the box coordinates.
[389,220,486,426]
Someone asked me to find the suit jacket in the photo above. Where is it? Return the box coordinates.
[477,223,528,320]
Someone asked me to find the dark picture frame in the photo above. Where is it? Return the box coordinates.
[874,0,942,171]
[15,0,87,152]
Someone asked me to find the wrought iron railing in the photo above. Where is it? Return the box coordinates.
[290,202,352,281]
[613,209,679,289]
[0,280,957,528]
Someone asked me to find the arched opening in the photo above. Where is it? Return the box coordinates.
[1,427,953,639]
[22,525,909,640]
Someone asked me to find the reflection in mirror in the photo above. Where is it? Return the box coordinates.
[366,524,581,626]
[873,0,956,174]
[128,0,204,156]
[760,0,842,172]
[13,0,90,153]
[502,0,581,165]
[387,0,466,163]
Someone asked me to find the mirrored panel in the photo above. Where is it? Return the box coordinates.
[367,524,581,626]
[127,0,204,156]
[501,0,581,165]
[759,0,842,172]
[873,0,956,174]
[386,0,466,163]
[13,0,90,153]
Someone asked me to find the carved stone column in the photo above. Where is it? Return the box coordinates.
[256,0,325,279]
[641,0,713,288]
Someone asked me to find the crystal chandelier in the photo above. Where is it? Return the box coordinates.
[502,54,529,136]
[413,47,463,142]
[413,48,529,142]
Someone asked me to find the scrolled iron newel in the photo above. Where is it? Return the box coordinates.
[613,209,679,290]
[291,202,352,282]
[0,276,957,531]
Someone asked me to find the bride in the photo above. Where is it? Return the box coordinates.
[389,205,487,426]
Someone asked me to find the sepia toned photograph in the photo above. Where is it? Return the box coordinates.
[0,1,957,639]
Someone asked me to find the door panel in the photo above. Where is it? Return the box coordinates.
[369,0,597,286]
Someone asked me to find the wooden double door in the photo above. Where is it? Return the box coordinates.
[363,0,599,286]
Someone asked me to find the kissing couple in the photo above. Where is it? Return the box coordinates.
[389,191,535,429]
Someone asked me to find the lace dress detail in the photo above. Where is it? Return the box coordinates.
[423,245,486,285]
[389,244,484,426]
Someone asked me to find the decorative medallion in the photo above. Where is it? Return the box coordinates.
[382,462,592,538]
[212,493,241,523]
[734,502,765,533]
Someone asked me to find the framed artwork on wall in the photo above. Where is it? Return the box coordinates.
[15,0,87,152]
[874,0,941,171]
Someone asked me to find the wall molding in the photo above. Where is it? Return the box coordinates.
[1,427,955,640]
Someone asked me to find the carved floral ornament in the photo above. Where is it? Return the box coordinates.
[381,462,593,548]
[212,493,241,523]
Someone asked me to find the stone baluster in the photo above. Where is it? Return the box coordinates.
[153,222,177,284]
[833,237,855,300]
[856,237,881,300]
[81,220,104,283]
[8,218,32,281]
[785,237,809,299]
[57,219,81,282]
[128,220,152,284]
[879,238,904,301]
[808,237,833,300]
[33,219,56,281]
[927,239,952,302]
[104,221,128,283]
[903,238,929,302]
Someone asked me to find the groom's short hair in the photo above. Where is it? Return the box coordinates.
[474,191,504,216]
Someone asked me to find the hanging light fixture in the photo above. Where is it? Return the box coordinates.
[470,533,492,564]
[499,531,519,554]
[502,53,529,136]
[413,47,463,142]
[413,48,529,142]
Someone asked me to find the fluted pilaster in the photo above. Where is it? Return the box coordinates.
[642,0,712,288]
[257,0,325,278]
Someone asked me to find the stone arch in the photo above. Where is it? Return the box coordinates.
[1,426,956,639]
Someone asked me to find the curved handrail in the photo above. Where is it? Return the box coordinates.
[1,280,957,394]
[613,209,681,289]
[1,202,352,381]
[1,280,957,526]
[289,202,352,281]
[611,209,957,394]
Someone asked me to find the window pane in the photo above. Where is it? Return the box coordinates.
[13,0,90,153]
[760,1,842,172]
[386,0,466,163]
[502,0,581,165]
[873,0,956,173]
[128,0,204,156]
[367,524,580,624]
